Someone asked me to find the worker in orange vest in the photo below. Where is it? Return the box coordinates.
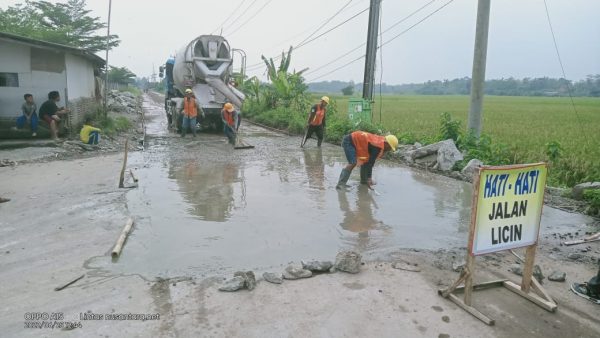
[180,88,203,137]
[222,102,239,145]
[304,96,329,147]
[336,131,398,189]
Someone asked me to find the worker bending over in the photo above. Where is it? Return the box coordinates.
[222,103,239,145]
[336,131,398,189]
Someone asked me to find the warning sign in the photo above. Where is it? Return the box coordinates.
[470,163,547,255]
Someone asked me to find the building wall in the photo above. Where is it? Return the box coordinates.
[0,39,101,135]
[65,53,95,101]
[0,40,67,120]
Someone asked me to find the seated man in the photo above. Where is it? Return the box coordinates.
[38,91,69,140]
[80,116,101,145]
[15,93,38,137]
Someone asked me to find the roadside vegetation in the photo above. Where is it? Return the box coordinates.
[237,51,599,189]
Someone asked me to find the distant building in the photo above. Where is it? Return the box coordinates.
[0,32,105,134]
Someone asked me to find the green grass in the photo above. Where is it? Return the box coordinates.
[321,94,600,186]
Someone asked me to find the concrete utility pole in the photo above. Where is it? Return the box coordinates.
[467,0,491,137]
[362,0,382,101]
[104,0,113,111]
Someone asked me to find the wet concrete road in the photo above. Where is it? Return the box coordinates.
[87,94,593,279]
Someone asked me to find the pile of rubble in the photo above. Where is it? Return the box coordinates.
[106,90,138,114]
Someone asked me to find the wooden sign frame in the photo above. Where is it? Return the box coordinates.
[438,164,557,325]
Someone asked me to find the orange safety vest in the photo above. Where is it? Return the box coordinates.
[310,105,326,126]
[351,131,385,165]
[183,97,197,118]
[222,109,235,127]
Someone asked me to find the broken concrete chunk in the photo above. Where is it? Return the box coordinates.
[263,272,283,284]
[301,260,333,272]
[218,276,245,292]
[548,271,566,282]
[283,265,312,280]
[234,271,256,290]
[572,182,600,200]
[334,251,362,274]
[461,159,483,180]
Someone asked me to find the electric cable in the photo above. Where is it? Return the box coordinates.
[308,0,454,81]
[542,0,588,141]
[228,0,274,37]
[304,0,438,77]
[211,0,247,35]
[245,5,370,71]
[222,0,260,35]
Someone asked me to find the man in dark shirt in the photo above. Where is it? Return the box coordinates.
[38,91,69,140]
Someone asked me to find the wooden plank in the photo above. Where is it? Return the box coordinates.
[503,281,557,312]
[439,270,469,298]
[453,280,506,293]
[520,245,537,292]
[111,218,134,259]
[464,255,475,306]
[447,293,495,326]
[531,277,556,305]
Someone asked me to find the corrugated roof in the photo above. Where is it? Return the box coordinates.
[0,31,105,66]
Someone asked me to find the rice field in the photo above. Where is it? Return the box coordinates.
[329,95,599,162]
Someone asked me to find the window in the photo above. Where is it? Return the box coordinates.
[0,72,19,87]
[31,47,65,73]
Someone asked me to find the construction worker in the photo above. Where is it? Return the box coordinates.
[222,103,239,145]
[179,88,203,137]
[304,96,329,147]
[336,131,398,189]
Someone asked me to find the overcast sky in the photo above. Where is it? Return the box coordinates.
[4,0,599,84]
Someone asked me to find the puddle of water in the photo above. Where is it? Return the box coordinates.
[86,96,594,279]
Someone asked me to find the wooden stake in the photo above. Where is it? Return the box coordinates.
[111,218,134,259]
[118,139,129,188]
[521,244,537,292]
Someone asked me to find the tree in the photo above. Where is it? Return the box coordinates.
[108,66,136,85]
[0,0,119,52]
[341,82,355,96]
[261,47,309,109]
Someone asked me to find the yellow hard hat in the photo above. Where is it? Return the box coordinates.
[385,134,398,152]
[185,88,193,94]
[224,103,234,112]
[321,96,330,104]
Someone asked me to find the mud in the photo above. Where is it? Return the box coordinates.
[85,95,596,281]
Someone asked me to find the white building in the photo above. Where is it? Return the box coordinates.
[0,32,104,131]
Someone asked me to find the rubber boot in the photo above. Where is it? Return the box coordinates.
[317,137,322,147]
[336,169,351,189]
[360,166,368,184]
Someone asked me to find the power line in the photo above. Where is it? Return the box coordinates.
[245,4,369,71]
[227,0,274,37]
[304,0,438,76]
[308,0,455,81]
[296,0,354,47]
[211,0,247,35]
[223,0,260,35]
[542,0,588,141]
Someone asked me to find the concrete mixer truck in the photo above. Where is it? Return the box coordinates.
[160,35,246,131]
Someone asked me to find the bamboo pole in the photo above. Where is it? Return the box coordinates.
[111,218,134,259]
[118,139,129,188]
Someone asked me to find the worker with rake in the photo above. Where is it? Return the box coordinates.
[222,103,239,145]
[302,96,329,147]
